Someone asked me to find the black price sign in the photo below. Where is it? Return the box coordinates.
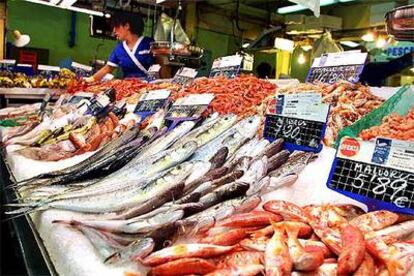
[329,158,414,209]
[264,114,325,150]
[306,52,367,84]
[327,137,414,215]
[134,89,170,115]
[173,67,197,85]
[306,64,365,84]
[166,94,214,119]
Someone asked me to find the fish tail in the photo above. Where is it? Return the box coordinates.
[3,204,44,221]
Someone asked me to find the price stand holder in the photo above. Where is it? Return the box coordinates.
[209,55,243,79]
[172,67,198,85]
[263,92,330,153]
[0,59,16,72]
[166,93,214,130]
[306,51,367,84]
[37,65,61,79]
[146,64,161,82]
[327,137,414,215]
[134,89,171,119]
[71,62,93,78]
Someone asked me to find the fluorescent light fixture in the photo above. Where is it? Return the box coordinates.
[277,0,356,14]
[66,6,103,16]
[274,37,294,52]
[340,41,360,48]
[301,45,313,51]
[60,0,77,8]
[25,0,103,16]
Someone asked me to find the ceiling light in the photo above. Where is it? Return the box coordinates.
[340,41,360,48]
[298,53,306,64]
[277,0,356,14]
[301,45,313,51]
[242,43,250,48]
[25,0,103,16]
[13,30,30,48]
[361,32,375,42]
[65,6,103,16]
[376,37,387,48]
[410,67,414,73]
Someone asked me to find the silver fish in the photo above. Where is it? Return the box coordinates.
[269,151,317,180]
[54,210,184,234]
[104,238,155,264]
[191,115,261,162]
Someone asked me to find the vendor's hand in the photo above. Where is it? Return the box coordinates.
[84,76,95,83]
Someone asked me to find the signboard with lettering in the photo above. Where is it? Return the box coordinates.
[134,89,171,117]
[172,67,198,85]
[209,55,243,78]
[306,51,367,84]
[327,137,414,215]
[263,93,329,152]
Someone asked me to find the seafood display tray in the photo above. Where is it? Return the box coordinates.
[0,88,64,98]
[2,146,365,276]
[1,156,55,276]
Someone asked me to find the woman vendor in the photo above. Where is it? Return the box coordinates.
[86,11,155,82]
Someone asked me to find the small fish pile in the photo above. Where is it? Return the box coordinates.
[277,81,385,147]
[359,106,414,141]
[144,200,414,276]
[171,76,277,117]
[6,111,318,270]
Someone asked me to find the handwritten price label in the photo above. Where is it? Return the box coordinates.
[327,137,414,214]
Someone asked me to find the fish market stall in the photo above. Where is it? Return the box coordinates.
[1,72,413,276]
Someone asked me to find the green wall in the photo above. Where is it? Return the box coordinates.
[7,0,115,66]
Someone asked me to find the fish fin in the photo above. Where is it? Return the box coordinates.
[270,220,285,232]
[103,252,120,264]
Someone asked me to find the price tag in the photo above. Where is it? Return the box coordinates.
[38,65,60,72]
[147,64,161,81]
[306,52,367,84]
[87,88,116,116]
[68,92,94,105]
[71,61,93,77]
[172,67,197,85]
[327,137,414,215]
[0,59,16,72]
[167,94,214,119]
[264,93,329,152]
[209,55,243,79]
[134,89,171,115]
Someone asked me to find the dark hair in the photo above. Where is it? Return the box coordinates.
[256,62,272,78]
[111,11,145,36]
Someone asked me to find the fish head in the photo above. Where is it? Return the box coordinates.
[145,109,166,131]
[169,162,195,178]
[170,141,198,161]
[219,113,238,127]
[238,115,261,139]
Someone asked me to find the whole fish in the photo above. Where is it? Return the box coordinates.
[266,150,290,174]
[139,120,195,158]
[54,210,184,234]
[73,224,124,260]
[237,156,268,184]
[142,244,236,266]
[198,182,250,209]
[206,265,264,276]
[104,238,155,264]
[173,114,237,148]
[150,258,216,276]
[263,138,284,158]
[264,173,299,194]
[191,115,261,161]
[269,151,318,180]
[265,221,293,276]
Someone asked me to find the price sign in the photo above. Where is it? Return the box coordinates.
[306,51,367,84]
[172,67,198,85]
[166,94,214,120]
[264,93,329,152]
[147,64,161,81]
[71,61,93,77]
[68,92,94,105]
[134,89,171,116]
[209,55,243,79]
[38,65,61,78]
[327,137,414,215]
[0,59,16,72]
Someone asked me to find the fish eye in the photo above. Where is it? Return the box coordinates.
[163,240,173,247]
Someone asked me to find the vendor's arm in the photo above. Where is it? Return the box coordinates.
[88,65,115,82]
